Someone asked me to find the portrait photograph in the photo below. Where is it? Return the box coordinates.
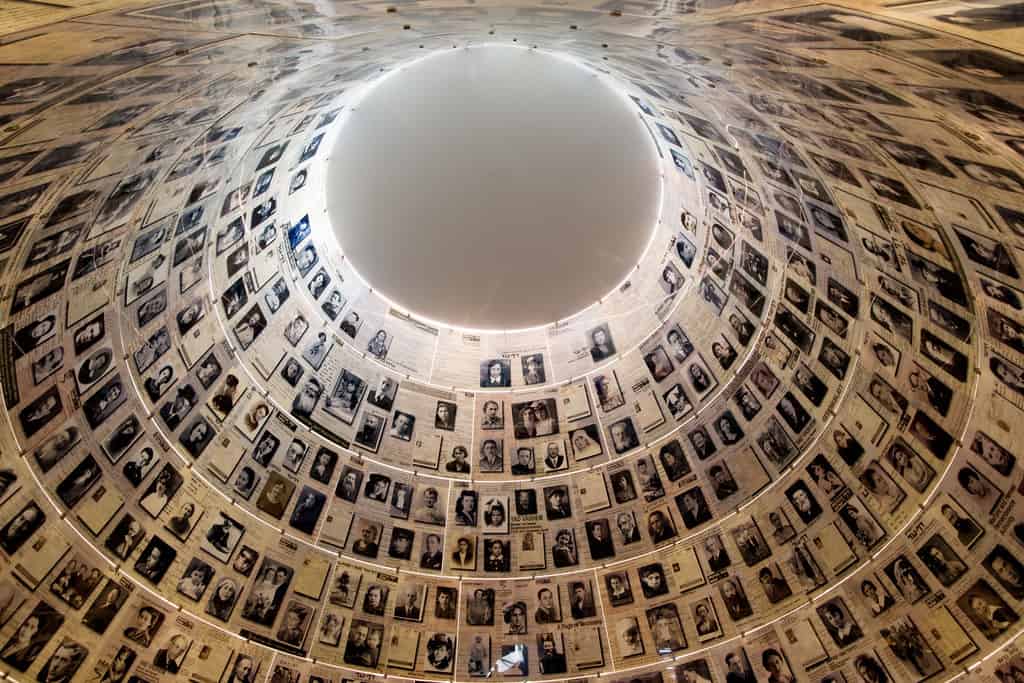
[49,554,102,609]
[616,616,645,659]
[816,597,863,648]
[177,557,214,602]
[55,455,102,509]
[340,310,363,339]
[609,470,637,505]
[364,473,391,504]
[349,518,383,559]
[880,616,944,678]
[329,566,363,610]
[885,555,932,605]
[283,439,309,475]
[983,545,1024,600]
[593,372,625,414]
[10,259,70,315]
[569,424,603,461]
[283,314,308,347]
[81,374,127,429]
[480,358,511,388]
[343,619,384,668]
[602,569,632,607]
[302,331,332,370]
[309,447,337,485]
[233,305,268,350]
[236,395,272,442]
[732,519,771,567]
[658,382,691,421]
[587,324,616,362]
[638,562,669,599]
[201,509,245,565]
[255,473,295,520]
[425,398,457,432]
[608,417,640,454]
[241,558,294,627]
[713,410,744,445]
[165,496,203,542]
[478,438,503,473]
[466,633,491,676]
[13,316,58,361]
[585,518,615,560]
[365,328,390,361]
[387,527,415,560]
[506,445,533,476]
[884,438,936,495]
[1,600,64,672]
[647,508,676,543]
[420,532,444,570]
[29,346,64,388]
[838,496,885,551]
[134,536,177,585]
[676,486,713,529]
[318,611,345,646]
[691,597,722,642]
[81,580,128,634]
[479,399,504,430]
[552,528,579,568]
[916,533,968,588]
[389,410,415,441]
[785,480,823,524]
[520,353,546,385]
[389,482,414,519]
[353,412,385,452]
[646,603,686,652]
[685,356,719,398]
[482,496,509,534]
[250,431,280,468]
[393,581,426,622]
[510,399,559,439]
[276,600,314,648]
[644,346,675,382]
[139,463,182,518]
[426,632,455,673]
[335,466,363,504]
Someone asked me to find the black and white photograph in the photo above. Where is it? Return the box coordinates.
[354,412,385,452]
[81,581,128,634]
[521,354,546,385]
[389,410,416,441]
[552,529,579,568]
[479,438,503,473]
[134,536,177,584]
[587,324,616,362]
[646,603,686,652]
[177,557,214,602]
[732,519,771,566]
[511,399,558,438]
[569,424,603,460]
[0,600,64,672]
[342,619,384,668]
[608,417,640,454]
[55,455,102,509]
[676,486,713,528]
[139,463,182,518]
[816,597,863,648]
[917,533,968,587]
[242,558,294,626]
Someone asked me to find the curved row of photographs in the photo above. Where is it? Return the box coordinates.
[0,1,1021,683]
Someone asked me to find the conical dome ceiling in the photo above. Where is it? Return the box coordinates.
[0,2,1022,683]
